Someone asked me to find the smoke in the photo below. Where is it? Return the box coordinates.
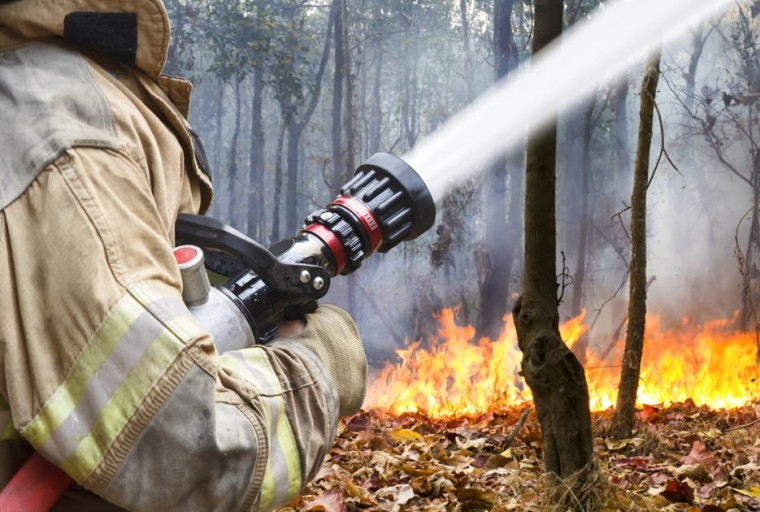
[575,7,757,351]
[403,0,734,203]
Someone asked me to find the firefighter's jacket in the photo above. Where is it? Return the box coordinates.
[0,1,368,511]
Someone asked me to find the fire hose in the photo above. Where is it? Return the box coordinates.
[0,152,436,511]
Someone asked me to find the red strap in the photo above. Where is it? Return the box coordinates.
[0,452,72,512]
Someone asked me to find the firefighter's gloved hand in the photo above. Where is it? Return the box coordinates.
[288,304,367,416]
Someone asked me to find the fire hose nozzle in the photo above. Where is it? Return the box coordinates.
[303,152,436,274]
[176,152,436,342]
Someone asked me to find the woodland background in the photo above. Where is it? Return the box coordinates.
[164,0,760,364]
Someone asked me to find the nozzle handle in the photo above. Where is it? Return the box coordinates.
[176,214,330,300]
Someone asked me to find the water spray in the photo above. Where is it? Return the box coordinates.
[404,0,734,203]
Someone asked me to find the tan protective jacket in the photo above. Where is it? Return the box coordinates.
[0,1,367,511]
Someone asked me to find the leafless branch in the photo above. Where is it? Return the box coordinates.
[647,95,681,189]
[501,407,532,451]
[611,205,632,245]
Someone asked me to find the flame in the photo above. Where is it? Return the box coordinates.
[366,308,760,418]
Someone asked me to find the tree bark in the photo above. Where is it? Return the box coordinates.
[477,0,518,340]
[213,79,225,176]
[285,120,302,234]
[512,0,596,506]
[570,105,594,363]
[612,76,631,189]
[610,51,660,440]
[341,0,355,180]
[248,61,265,241]
[227,77,243,227]
[271,120,286,243]
[369,47,383,155]
[332,0,345,188]
[459,0,474,101]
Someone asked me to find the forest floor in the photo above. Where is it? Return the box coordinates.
[284,401,760,512]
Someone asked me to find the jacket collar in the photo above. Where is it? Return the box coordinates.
[0,0,171,80]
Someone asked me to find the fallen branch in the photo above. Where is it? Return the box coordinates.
[724,417,760,432]
[501,407,532,451]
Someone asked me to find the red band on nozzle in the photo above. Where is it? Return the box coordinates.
[331,195,383,253]
[303,223,349,274]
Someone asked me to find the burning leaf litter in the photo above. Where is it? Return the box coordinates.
[285,310,760,511]
[285,402,760,511]
[367,309,760,416]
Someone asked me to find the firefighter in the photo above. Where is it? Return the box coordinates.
[0,1,368,510]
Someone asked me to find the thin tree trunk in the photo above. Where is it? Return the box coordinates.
[459,0,473,101]
[476,0,518,340]
[213,79,225,177]
[228,77,243,227]
[369,48,382,155]
[285,120,302,234]
[248,63,265,241]
[612,76,631,189]
[339,0,358,316]
[570,105,594,363]
[332,0,345,187]
[341,0,355,178]
[610,51,660,440]
[512,0,596,507]
[741,146,760,332]
[271,120,286,243]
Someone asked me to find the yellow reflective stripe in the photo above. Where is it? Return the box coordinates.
[59,324,186,480]
[20,284,196,483]
[22,295,144,449]
[239,350,302,505]
[220,349,302,510]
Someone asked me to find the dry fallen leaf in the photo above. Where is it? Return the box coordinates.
[302,491,346,512]
[291,402,760,511]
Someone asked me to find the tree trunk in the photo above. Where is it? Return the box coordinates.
[570,105,594,363]
[271,120,287,243]
[402,58,418,150]
[610,51,660,440]
[331,0,358,316]
[512,0,596,507]
[612,76,631,190]
[213,79,225,178]
[248,63,265,241]
[369,48,383,155]
[741,146,760,332]
[227,77,243,227]
[332,0,345,188]
[341,0,355,179]
[477,0,518,340]
[459,0,473,101]
[285,120,302,234]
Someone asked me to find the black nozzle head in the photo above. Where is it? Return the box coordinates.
[303,152,436,275]
[342,152,436,252]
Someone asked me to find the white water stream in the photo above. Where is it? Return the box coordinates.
[403,0,734,204]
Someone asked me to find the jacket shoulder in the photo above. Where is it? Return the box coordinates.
[0,44,119,210]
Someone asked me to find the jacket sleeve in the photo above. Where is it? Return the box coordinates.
[0,145,367,512]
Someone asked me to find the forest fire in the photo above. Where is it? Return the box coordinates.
[366,309,760,417]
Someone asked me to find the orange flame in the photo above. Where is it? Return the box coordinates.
[366,309,760,418]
